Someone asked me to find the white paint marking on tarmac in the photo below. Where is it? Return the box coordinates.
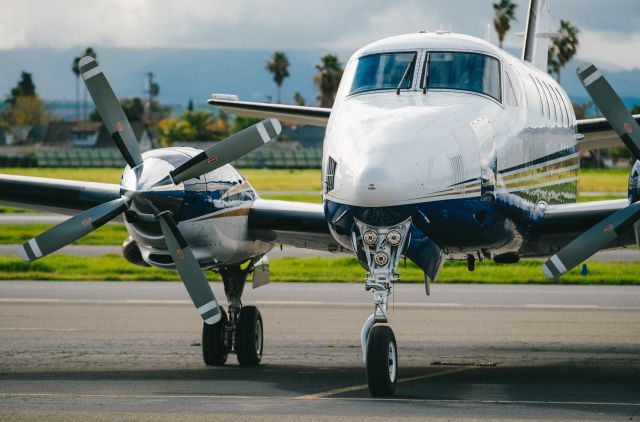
[0,327,76,332]
[1,392,639,407]
[0,298,638,310]
[297,367,478,399]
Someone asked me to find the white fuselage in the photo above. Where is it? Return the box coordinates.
[324,32,577,208]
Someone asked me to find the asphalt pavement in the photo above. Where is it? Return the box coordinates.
[0,281,639,421]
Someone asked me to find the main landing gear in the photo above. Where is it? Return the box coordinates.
[354,218,411,396]
[202,264,263,367]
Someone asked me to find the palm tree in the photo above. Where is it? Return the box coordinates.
[314,54,343,108]
[549,20,580,83]
[266,51,289,103]
[81,47,97,120]
[71,56,81,120]
[493,0,517,49]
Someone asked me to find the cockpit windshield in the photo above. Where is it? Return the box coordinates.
[349,52,416,95]
[423,52,501,101]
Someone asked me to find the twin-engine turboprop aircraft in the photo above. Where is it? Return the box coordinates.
[1,0,639,396]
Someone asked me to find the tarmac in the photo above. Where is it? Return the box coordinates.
[1,281,639,421]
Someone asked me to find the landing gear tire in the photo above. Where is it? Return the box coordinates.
[202,308,228,366]
[366,325,397,396]
[235,306,263,366]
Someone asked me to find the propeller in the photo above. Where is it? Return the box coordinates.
[19,55,281,324]
[79,56,142,168]
[542,63,640,279]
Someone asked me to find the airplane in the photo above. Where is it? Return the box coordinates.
[1,0,639,397]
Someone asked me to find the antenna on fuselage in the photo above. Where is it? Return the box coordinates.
[484,23,492,42]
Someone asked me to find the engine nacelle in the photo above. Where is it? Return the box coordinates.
[629,160,640,204]
[122,237,150,268]
[629,160,640,249]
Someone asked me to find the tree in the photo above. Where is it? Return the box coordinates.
[548,20,579,83]
[572,101,592,120]
[81,47,97,120]
[266,51,290,103]
[314,54,343,108]
[493,0,517,49]
[6,71,36,107]
[232,116,261,133]
[2,96,50,127]
[156,117,198,147]
[293,92,306,106]
[632,105,640,114]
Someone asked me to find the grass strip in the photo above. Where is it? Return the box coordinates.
[0,224,128,245]
[0,255,637,284]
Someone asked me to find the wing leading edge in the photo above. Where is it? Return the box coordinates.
[529,199,637,257]
[576,114,640,151]
[248,198,346,253]
[0,174,121,216]
[209,98,331,127]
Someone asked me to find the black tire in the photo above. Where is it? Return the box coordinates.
[202,308,228,366]
[366,325,397,396]
[235,306,263,366]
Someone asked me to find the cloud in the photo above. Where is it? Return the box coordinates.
[1,0,640,71]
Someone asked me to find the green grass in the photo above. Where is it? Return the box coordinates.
[0,167,123,184]
[0,255,637,284]
[578,168,628,192]
[261,194,322,203]
[239,169,321,191]
[0,224,128,245]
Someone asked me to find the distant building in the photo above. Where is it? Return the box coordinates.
[40,121,155,150]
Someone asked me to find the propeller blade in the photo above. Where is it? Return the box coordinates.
[542,201,640,279]
[170,118,281,184]
[19,198,126,262]
[79,56,143,168]
[577,63,640,160]
[156,212,222,325]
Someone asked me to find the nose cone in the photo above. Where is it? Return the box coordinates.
[121,158,184,214]
[324,93,494,207]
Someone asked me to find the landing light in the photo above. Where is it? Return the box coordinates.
[374,252,389,266]
[363,230,378,246]
[386,230,402,246]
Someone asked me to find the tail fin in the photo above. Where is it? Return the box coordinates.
[521,0,551,71]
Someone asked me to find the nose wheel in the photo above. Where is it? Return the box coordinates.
[366,325,398,396]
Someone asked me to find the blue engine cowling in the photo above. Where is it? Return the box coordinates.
[629,160,640,204]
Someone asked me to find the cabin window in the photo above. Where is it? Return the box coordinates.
[542,82,558,123]
[528,75,544,115]
[555,87,569,126]
[504,72,518,107]
[422,52,501,102]
[349,52,417,95]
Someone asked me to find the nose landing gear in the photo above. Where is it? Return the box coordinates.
[353,218,411,396]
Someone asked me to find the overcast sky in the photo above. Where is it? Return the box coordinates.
[1,0,639,70]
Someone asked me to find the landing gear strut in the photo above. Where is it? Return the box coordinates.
[202,264,263,366]
[354,218,411,396]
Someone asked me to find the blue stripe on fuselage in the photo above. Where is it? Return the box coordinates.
[324,192,542,254]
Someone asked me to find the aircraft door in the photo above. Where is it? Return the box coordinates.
[470,117,496,201]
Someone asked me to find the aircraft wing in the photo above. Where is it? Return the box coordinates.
[248,198,346,253]
[0,174,122,218]
[528,199,637,256]
[208,98,331,127]
[576,114,640,151]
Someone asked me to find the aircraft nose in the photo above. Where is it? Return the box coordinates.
[332,151,423,207]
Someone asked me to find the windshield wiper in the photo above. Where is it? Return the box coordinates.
[422,52,430,94]
[396,52,417,95]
